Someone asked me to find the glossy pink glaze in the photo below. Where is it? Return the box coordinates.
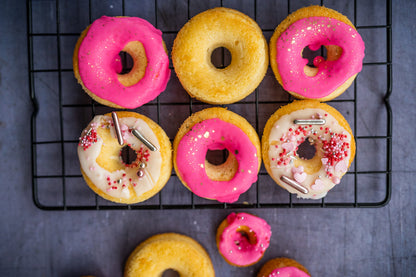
[176,118,258,203]
[219,213,271,266]
[276,17,364,98]
[78,16,170,109]
[268,266,310,277]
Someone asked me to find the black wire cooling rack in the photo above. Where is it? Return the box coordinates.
[28,0,392,210]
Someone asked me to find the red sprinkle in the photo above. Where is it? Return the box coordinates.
[79,128,98,150]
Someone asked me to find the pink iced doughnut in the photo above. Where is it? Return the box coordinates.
[270,6,365,101]
[173,108,261,203]
[73,16,170,109]
[216,212,271,267]
[266,267,310,277]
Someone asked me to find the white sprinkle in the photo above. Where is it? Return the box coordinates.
[203,131,210,138]
[248,170,252,174]
[200,164,204,168]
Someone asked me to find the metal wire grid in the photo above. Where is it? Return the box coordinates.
[28,0,392,210]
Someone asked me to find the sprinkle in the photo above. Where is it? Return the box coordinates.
[311,178,325,191]
[79,128,98,150]
[137,170,144,178]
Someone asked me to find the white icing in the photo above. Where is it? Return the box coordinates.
[78,115,162,200]
[267,108,352,199]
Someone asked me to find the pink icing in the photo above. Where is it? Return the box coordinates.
[175,118,258,203]
[78,16,170,109]
[268,266,310,277]
[276,17,364,98]
[219,213,271,266]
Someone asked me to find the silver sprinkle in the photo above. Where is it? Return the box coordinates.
[280,176,309,194]
[137,169,144,178]
[111,112,124,145]
[294,119,326,125]
[139,162,146,169]
[117,179,122,184]
[132,129,157,152]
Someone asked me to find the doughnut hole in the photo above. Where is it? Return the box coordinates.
[294,137,324,175]
[116,51,134,74]
[162,269,179,277]
[210,46,232,69]
[120,145,139,167]
[302,45,343,77]
[204,147,238,181]
[116,41,148,87]
[297,138,316,160]
[236,226,258,245]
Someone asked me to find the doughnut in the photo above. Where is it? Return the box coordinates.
[173,107,261,203]
[124,233,215,277]
[77,111,172,204]
[216,212,271,267]
[73,16,170,109]
[172,7,268,104]
[261,100,356,199]
[269,6,365,101]
[257,257,310,277]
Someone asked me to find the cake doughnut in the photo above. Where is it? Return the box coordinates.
[269,6,365,101]
[77,111,172,204]
[216,212,271,267]
[172,7,268,104]
[173,108,261,203]
[257,257,310,277]
[124,233,215,277]
[73,16,170,109]
[262,100,355,199]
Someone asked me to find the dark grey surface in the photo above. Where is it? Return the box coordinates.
[1,0,415,276]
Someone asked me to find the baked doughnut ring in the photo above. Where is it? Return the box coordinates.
[270,6,365,101]
[172,7,268,104]
[77,111,172,204]
[124,233,215,277]
[173,107,261,203]
[216,212,271,267]
[73,16,170,109]
[262,100,355,199]
[257,257,310,277]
